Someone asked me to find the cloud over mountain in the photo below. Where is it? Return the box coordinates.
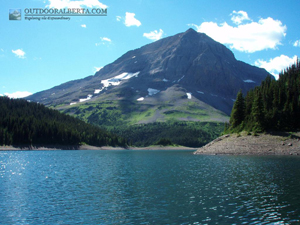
[190,11,286,53]
[143,29,163,41]
[255,55,298,79]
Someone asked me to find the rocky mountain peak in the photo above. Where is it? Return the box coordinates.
[27,29,271,117]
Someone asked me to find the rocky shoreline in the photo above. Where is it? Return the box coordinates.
[0,144,197,151]
[194,131,300,155]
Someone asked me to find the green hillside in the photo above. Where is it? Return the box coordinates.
[55,89,228,147]
[0,96,127,147]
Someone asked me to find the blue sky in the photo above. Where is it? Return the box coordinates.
[1,0,299,98]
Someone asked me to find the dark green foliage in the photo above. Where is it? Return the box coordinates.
[0,97,127,147]
[229,90,245,129]
[109,121,224,147]
[250,91,265,131]
[155,138,173,146]
[226,61,300,133]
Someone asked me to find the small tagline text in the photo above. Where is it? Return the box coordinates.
[25,16,71,21]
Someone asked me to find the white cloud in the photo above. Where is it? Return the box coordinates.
[47,0,107,9]
[190,12,286,53]
[231,10,251,25]
[116,16,121,21]
[255,55,298,79]
[124,12,141,27]
[143,29,164,41]
[293,40,300,47]
[12,49,26,58]
[101,37,111,42]
[95,37,111,46]
[81,24,86,28]
[4,91,32,98]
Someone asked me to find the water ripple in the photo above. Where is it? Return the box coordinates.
[0,151,299,224]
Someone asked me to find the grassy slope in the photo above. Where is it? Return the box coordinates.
[51,86,229,147]
[59,99,228,128]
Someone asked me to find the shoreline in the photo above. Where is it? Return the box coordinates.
[194,131,300,156]
[0,144,197,151]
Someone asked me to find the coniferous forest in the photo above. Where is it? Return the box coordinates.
[0,97,127,147]
[227,61,300,133]
[110,121,224,147]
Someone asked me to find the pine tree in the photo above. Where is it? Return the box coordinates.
[229,90,245,129]
[251,91,265,132]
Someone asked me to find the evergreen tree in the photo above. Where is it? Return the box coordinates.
[229,90,245,129]
[250,91,265,131]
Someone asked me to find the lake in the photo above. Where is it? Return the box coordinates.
[0,150,299,224]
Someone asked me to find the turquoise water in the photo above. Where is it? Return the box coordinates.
[0,150,299,224]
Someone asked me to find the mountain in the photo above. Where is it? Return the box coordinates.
[27,28,271,126]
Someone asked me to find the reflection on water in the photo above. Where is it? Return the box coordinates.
[0,151,299,224]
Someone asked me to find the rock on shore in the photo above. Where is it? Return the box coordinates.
[194,132,300,155]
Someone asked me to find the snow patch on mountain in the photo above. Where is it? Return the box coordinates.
[101,72,140,88]
[186,93,192,99]
[94,89,102,94]
[148,88,160,96]
[80,94,93,102]
[243,79,255,83]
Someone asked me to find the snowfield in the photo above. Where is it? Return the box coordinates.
[101,72,140,88]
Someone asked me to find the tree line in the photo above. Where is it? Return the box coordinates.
[0,97,127,147]
[109,121,224,147]
[227,60,300,133]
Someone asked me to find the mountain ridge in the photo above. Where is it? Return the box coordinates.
[27,28,271,125]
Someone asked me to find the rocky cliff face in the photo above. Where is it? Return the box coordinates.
[27,28,271,118]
